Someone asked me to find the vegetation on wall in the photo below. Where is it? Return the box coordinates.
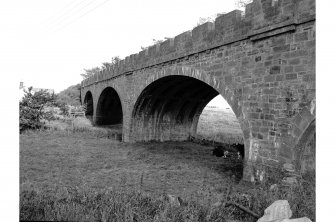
[80,56,121,79]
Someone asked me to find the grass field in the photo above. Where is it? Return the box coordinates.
[20,130,241,198]
[19,113,315,221]
[196,107,244,144]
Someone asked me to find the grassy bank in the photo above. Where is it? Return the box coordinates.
[20,121,315,221]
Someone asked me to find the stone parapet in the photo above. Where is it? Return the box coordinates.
[81,0,315,88]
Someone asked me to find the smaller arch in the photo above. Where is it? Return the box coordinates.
[96,87,123,126]
[295,119,315,175]
[83,91,94,122]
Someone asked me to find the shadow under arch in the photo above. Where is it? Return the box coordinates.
[131,75,218,140]
[96,87,123,126]
[129,66,248,139]
[126,65,254,181]
[130,66,248,143]
[83,91,94,122]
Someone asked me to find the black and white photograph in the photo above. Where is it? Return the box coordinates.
[3,0,330,221]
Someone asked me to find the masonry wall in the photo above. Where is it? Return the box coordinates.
[81,0,315,181]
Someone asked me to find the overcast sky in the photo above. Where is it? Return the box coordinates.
[1,0,244,107]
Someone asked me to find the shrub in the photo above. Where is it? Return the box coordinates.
[56,101,69,115]
[19,87,57,132]
[72,117,92,131]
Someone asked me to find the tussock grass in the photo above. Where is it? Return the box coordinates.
[20,176,315,221]
[43,117,121,139]
[72,116,92,130]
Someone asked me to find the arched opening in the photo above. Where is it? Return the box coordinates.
[197,95,244,143]
[196,95,245,180]
[295,119,315,175]
[131,75,245,180]
[96,87,123,127]
[131,75,244,144]
[131,75,218,142]
[84,91,93,122]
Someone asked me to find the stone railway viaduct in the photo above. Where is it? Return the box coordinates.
[81,0,315,181]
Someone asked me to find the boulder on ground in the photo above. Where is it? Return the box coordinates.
[257,200,312,222]
[257,200,292,222]
[279,217,312,222]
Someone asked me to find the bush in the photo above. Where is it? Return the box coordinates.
[56,101,69,115]
[19,87,57,132]
[72,117,92,131]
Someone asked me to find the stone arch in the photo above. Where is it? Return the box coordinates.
[95,87,123,126]
[285,104,316,173]
[295,119,315,174]
[294,117,316,175]
[129,65,248,145]
[83,91,94,121]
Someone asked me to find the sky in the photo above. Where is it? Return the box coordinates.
[2,0,241,108]
[2,0,236,92]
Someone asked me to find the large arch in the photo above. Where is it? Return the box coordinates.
[129,65,248,142]
[95,87,123,126]
[131,75,219,141]
[83,91,94,122]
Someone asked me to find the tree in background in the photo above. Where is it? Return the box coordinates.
[19,87,57,132]
[81,56,121,79]
[56,83,82,116]
[57,84,81,107]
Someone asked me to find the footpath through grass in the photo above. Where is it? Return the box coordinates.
[20,119,315,221]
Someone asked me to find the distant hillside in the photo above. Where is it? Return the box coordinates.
[57,84,81,106]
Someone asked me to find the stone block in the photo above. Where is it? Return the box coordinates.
[248,112,260,119]
[264,75,276,82]
[272,36,286,46]
[270,66,281,74]
[276,75,285,81]
[285,73,297,80]
[295,32,308,42]
[289,58,300,65]
[273,45,290,53]
[284,50,308,58]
